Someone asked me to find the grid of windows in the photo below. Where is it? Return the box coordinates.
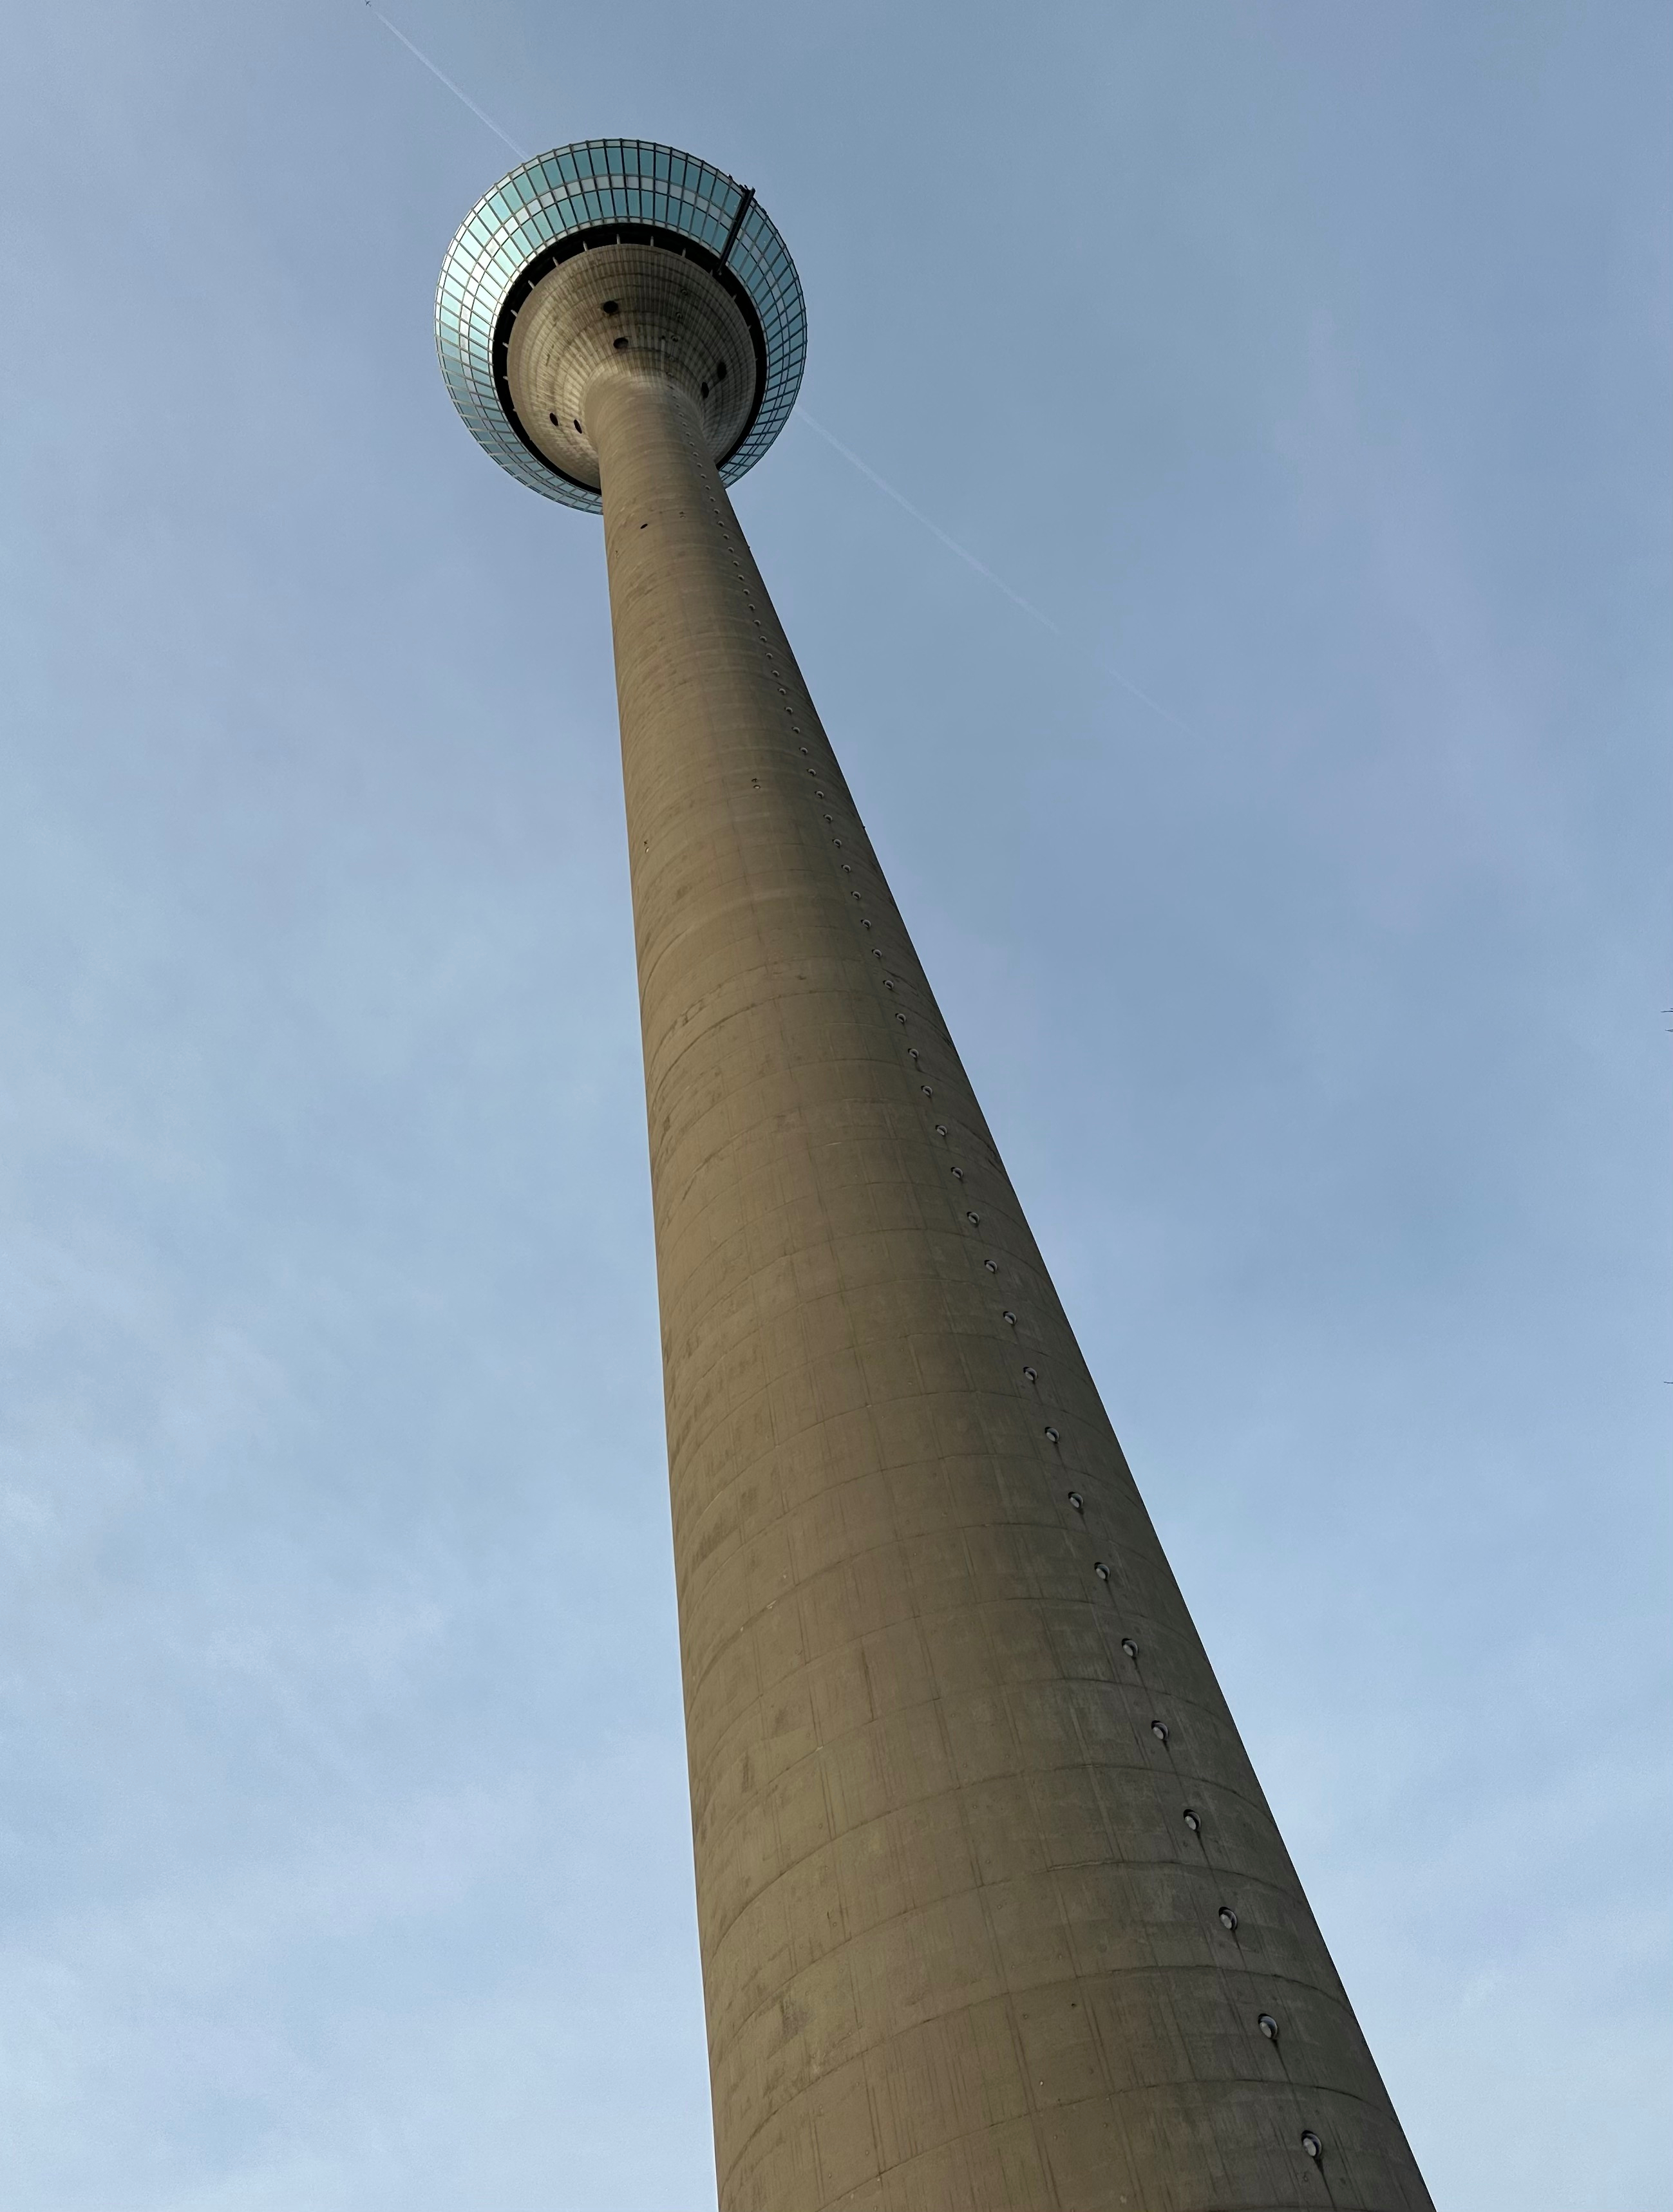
[435,138,807,511]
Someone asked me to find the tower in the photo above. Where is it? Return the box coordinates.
[436,140,1433,2212]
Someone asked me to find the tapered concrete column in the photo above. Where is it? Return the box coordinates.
[583,356,1433,2212]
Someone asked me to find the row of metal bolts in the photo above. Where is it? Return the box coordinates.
[788,691,1323,2159]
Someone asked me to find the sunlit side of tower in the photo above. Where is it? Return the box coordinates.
[437,140,1434,2212]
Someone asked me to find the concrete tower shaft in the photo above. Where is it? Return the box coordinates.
[580,342,1432,2212]
[436,142,1437,2212]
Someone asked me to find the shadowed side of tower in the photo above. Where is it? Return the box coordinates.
[437,140,1436,2212]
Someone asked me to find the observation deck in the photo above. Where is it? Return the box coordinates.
[435,138,806,511]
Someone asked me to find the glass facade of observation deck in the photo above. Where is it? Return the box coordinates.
[437,138,806,511]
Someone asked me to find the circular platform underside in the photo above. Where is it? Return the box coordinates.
[506,243,759,495]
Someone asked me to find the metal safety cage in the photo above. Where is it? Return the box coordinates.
[435,138,807,510]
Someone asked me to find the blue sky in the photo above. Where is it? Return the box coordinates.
[0,2,1667,2206]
